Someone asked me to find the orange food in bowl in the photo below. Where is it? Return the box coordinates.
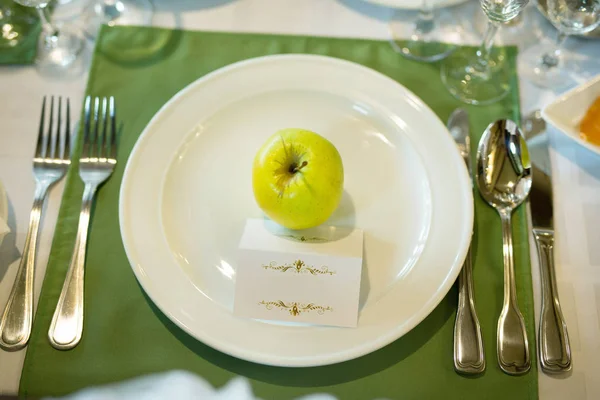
[580,96,600,147]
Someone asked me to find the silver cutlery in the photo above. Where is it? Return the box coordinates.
[447,109,485,375]
[522,110,546,141]
[48,96,117,350]
[476,120,532,375]
[522,110,572,373]
[0,96,71,351]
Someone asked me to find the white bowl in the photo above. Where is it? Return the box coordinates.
[542,74,600,156]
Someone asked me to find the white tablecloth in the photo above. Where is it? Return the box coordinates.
[1,0,599,397]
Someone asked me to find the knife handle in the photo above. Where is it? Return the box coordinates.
[534,229,572,373]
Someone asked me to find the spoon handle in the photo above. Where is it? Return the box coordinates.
[497,209,530,375]
[534,229,572,373]
[454,246,485,374]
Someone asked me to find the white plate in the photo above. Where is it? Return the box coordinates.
[119,54,473,367]
[364,0,469,10]
[543,74,600,157]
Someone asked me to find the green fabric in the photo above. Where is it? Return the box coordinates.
[19,25,537,399]
[0,1,40,65]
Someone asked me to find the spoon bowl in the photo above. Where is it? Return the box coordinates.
[476,119,532,375]
[477,120,532,211]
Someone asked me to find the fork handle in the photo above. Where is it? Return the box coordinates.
[535,229,572,373]
[48,183,97,350]
[454,246,486,374]
[0,184,49,350]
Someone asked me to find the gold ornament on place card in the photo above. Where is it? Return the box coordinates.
[262,259,335,276]
[258,300,333,316]
[278,233,328,243]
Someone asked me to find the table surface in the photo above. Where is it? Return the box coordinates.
[1,0,599,398]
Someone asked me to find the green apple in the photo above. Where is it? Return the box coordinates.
[252,128,344,230]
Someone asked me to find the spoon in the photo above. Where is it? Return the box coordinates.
[476,119,532,375]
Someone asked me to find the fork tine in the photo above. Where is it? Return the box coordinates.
[47,96,54,159]
[82,96,91,158]
[63,98,71,161]
[99,97,108,159]
[53,97,62,160]
[109,96,116,160]
[91,97,100,158]
[35,96,47,159]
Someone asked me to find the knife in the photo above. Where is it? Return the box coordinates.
[526,113,572,373]
[447,109,485,375]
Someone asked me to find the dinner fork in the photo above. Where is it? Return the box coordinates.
[0,96,71,351]
[48,96,117,350]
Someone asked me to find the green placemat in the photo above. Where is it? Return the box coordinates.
[20,25,537,399]
[0,1,41,65]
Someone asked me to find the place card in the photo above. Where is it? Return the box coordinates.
[234,218,363,328]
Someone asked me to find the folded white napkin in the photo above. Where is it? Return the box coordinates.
[43,370,339,400]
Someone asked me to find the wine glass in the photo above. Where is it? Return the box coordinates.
[13,0,83,68]
[472,5,541,49]
[441,0,529,105]
[389,0,465,62]
[81,0,154,40]
[520,0,600,88]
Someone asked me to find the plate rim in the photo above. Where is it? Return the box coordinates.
[119,54,473,367]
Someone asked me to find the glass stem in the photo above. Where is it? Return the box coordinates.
[36,5,59,40]
[541,32,567,69]
[478,22,499,62]
[474,21,499,76]
[415,0,435,35]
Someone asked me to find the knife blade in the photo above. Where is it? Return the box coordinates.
[530,163,554,229]
[447,109,485,375]
[527,121,572,373]
[528,121,554,230]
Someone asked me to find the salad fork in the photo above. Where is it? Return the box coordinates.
[0,96,71,351]
[48,96,117,350]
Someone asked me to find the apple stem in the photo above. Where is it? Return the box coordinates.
[292,161,308,173]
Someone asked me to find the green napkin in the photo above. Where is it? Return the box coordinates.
[20,25,537,399]
[0,1,40,65]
